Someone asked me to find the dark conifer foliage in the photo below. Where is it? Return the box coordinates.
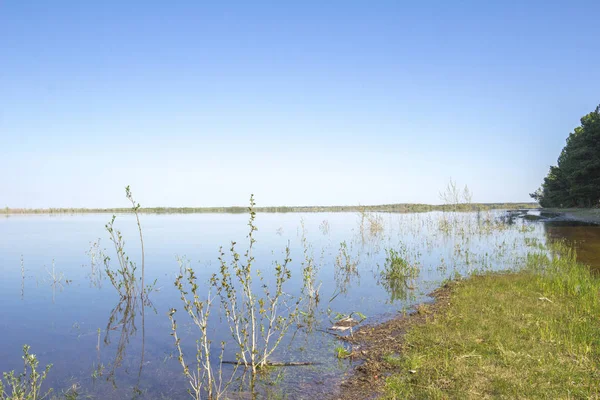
[531,105,600,208]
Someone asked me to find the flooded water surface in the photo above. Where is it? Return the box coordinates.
[0,210,597,398]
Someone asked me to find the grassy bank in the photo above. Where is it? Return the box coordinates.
[0,202,538,215]
[381,244,600,399]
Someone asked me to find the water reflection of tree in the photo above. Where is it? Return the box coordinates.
[544,223,600,272]
[103,295,154,397]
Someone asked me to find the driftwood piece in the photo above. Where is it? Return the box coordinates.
[329,316,359,331]
[221,361,318,366]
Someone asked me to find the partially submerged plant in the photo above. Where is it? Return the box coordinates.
[358,209,385,243]
[104,215,139,298]
[169,193,305,400]
[298,220,321,334]
[103,186,154,299]
[0,345,53,400]
[381,249,419,281]
[379,248,419,302]
[169,257,232,400]
[319,219,330,236]
[45,259,65,303]
[20,255,25,300]
[300,219,321,303]
[334,346,352,359]
[45,259,64,285]
[212,195,302,373]
[85,239,105,288]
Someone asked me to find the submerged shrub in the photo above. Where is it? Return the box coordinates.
[212,195,302,373]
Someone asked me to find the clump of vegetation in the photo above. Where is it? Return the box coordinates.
[0,345,53,400]
[381,248,419,282]
[358,209,385,242]
[334,346,352,359]
[531,104,600,208]
[383,241,600,398]
[379,248,419,302]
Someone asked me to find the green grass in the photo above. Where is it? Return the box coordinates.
[383,243,600,399]
[335,346,352,359]
[381,248,419,281]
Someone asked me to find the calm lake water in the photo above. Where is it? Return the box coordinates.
[1,210,598,399]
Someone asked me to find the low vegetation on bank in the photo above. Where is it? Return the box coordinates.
[378,242,600,399]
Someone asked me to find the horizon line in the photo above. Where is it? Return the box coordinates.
[1,202,539,215]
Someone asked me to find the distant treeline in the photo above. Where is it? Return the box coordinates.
[531,104,600,208]
[1,203,538,215]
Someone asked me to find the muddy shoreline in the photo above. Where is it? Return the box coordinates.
[330,283,455,400]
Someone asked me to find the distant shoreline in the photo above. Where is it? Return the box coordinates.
[1,203,538,215]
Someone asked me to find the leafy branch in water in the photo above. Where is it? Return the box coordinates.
[212,194,303,374]
[168,257,233,400]
[0,345,53,400]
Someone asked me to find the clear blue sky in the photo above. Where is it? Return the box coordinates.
[1,1,599,208]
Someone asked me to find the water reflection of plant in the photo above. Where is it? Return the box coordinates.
[103,293,152,397]
[300,219,321,307]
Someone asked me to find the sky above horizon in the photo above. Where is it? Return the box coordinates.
[1,1,599,208]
